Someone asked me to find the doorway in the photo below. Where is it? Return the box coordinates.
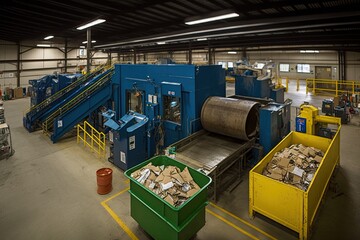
[315,66,332,79]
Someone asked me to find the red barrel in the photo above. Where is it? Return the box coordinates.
[96,168,113,195]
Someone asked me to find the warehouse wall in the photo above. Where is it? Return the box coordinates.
[2,38,360,89]
[345,51,360,81]
[143,50,360,81]
[0,40,112,88]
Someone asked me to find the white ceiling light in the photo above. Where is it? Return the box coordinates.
[76,19,106,30]
[156,42,166,45]
[37,44,51,47]
[197,38,207,41]
[44,35,54,40]
[185,13,239,25]
[80,46,86,49]
[82,40,96,44]
[228,51,237,54]
[300,50,320,53]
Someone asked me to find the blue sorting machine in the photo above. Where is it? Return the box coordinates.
[259,101,292,154]
[104,64,225,170]
[104,111,148,170]
[29,73,81,107]
[235,70,285,103]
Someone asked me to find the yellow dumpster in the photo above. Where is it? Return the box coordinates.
[249,129,340,240]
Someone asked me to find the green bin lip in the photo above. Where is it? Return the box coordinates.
[124,155,212,210]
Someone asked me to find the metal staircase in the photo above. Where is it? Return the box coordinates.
[42,67,114,142]
[23,64,108,132]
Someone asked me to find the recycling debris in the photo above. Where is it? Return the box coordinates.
[130,163,200,207]
[262,144,324,191]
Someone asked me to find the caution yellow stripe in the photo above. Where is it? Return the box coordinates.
[209,203,277,240]
[206,209,260,240]
[101,187,139,240]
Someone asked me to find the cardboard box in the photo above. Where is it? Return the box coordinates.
[14,87,23,99]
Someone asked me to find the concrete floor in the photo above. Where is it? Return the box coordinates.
[1,83,359,239]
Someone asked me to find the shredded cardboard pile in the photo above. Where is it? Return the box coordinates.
[131,163,200,207]
[263,144,324,191]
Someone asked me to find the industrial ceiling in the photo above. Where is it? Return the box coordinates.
[1,0,360,52]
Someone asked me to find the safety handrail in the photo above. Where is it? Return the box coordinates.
[305,78,360,96]
[42,68,114,134]
[77,121,106,158]
[25,63,108,116]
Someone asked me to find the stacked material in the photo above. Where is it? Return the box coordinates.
[0,101,4,124]
[263,144,324,191]
[131,163,200,207]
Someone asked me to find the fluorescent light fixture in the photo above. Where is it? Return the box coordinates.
[44,35,54,40]
[82,40,96,44]
[77,19,106,30]
[228,51,237,54]
[156,42,166,45]
[80,46,86,49]
[197,38,207,41]
[300,50,319,53]
[37,44,51,47]
[185,13,239,25]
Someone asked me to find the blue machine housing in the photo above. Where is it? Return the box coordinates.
[29,75,55,106]
[235,70,285,103]
[259,101,291,154]
[29,73,82,107]
[105,111,149,170]
[111,64,225,164]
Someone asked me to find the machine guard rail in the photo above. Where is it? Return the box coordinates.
[306,78,360,96]
[275,77,301,92]
[77,121,106,158]
[42,68,114,135]
[24,63,107,116]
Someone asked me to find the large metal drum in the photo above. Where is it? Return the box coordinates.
[201,97,260,140]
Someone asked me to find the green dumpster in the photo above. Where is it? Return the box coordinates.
[125,155,212,240]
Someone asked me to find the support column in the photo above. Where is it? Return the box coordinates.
[242,47,247,60]
[343,51,346,81]
[86,28,91,73]
[338,50,345,81]
[189,43,192,64]
[133,49,137,64]
[208,46,212,65]
[212,48,216,65]
[64,38,68,73]
[17,43,20,87]
[117,52,120,62]
[108,52,112,65]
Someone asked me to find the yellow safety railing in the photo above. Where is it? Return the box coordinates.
[77,121,106,158]
[306,78,360,96]
[274,77,288,92]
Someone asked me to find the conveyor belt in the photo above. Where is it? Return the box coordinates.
[169,129,256,201]
[175,132,245,172]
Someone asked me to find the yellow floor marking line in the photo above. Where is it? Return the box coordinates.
[209,203,277,240]
[102,187,130,203]
[206,209,260,240]
[101,187,139,240]
[124,179,130,184]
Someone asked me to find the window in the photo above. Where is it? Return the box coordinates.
[218,61,227,68]
[163,96,181,124]
[279,63,290,72]
[254,63,265,69]
[227,62,234,68]
[126,90,143,114]
[297,64,310,73]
